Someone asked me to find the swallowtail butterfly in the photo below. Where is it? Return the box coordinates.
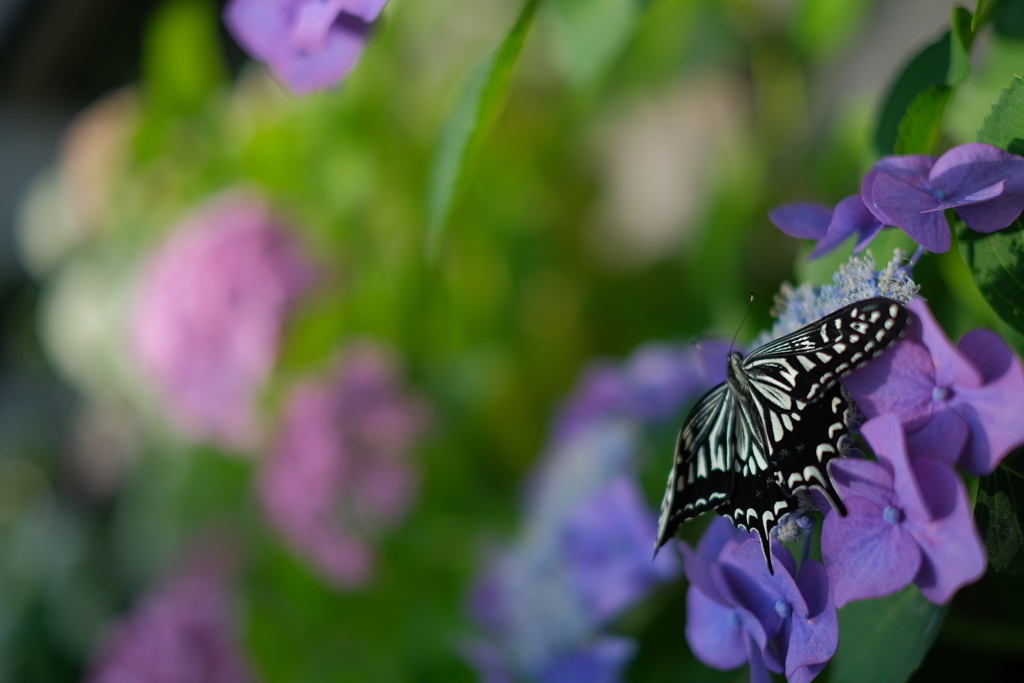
[654,297,909,571]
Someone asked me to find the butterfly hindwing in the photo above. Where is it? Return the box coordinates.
[655,297,909,569]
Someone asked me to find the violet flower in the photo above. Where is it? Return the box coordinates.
[84,548,256,683]
[845,297,1024,475]
[132,193,315,449]
[552,341,730,446]
[259,342,429,588]
[768,194,884,260]
[224,0,386,95]
[466,423,680,682]
[682,517,838,683]
[861,142,1024,252]
[821,414,987,606]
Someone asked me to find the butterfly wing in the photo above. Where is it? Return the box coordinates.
[655,383,737,554]
[728,382,854,571]
[742,297,909,408]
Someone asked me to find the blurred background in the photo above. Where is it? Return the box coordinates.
[4,0,1024,681]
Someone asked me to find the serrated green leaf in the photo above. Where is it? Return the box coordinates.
[948,6,977,87]
[143,0,226,114]
[976,447,1024,574]
[874,33,951,155]
[956,217,1024,334]
[894,85,953,154]
[978,75,1024,152]
[831,586,948,683]
[425,0,540,260]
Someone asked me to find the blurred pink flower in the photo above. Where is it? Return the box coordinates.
[132,193,315,449]
[84,547,256,683]
[260,342,430,587]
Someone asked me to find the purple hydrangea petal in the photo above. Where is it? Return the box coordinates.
[715,540,798,644]
[459,641,515,683]
[827,457,897,509]
[821,494,921,608]
[867,414,932,521]
[563,477,680,622]
[904,407,968,466]
[872,154,939,184]
[746,637,775,683]
[953,329,1024,474]
[870,172,951,252]
[789,662,828,683]
[534,637,637,683]
[911,298,983,391]
[929,142,1024,192]
[681,517,749,602]
[843,337,936,430]
[785,559,837,677]
[954,193,1024,232]
[224,0,385,95]
[769,202,832,239]
[684,585,750,670]
[810,194,884,259]
[622,344,704,422]
[907,458,987,603]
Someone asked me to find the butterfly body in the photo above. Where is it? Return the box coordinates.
[655,297,909,571]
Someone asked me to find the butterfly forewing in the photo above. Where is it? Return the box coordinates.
[655,297,909,570]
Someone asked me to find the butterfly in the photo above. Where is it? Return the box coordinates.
[654,297,909,571]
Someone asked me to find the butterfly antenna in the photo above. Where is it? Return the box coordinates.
[729,293,755,355]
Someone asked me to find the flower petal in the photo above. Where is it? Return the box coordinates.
[871,172,951,252]
[785,560,838,676]
[910,298,982,391]
[535,637,637,683]
[907,459,988,604]
[769,202,832,239]
[954,328,1024,474]
[821,495,921,608]
[685,585,751,670]
[810,195,884,259]
[904,406,968,466]
[844,338,936,431]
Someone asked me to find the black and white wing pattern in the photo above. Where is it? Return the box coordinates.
[655,297,909,572]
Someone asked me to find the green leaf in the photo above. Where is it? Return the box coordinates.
[894,85,953,154]
[948,6,977,87]
[142,0,226,114]
[978,75,1024,153]
[874,33,951,155]
[831,586,948,683]
[791,0,870,59]
[956,216,1024,334]
[994,0,1024,39]
[545,0,639,88]
[875,6,976,155]
[976,447,1024,574]
[425,0,540,260]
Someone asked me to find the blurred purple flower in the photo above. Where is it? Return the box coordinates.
[553,341,731,445]
[822,414,987,606]
[563,477,680,622]
[682,517,838,683]
[132,193,315,449]
[224,0,387,95]
[845,297,1024,475]
[84,547,256,683]
[260,341,429,588]
[768,195,884,260]
[861,142,1024,252]
[467,423,680,682]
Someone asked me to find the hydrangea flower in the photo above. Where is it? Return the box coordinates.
[224,0,387,95]
[844,297,1024,475]
[752,249,918,347]
[552,341,730,446]
[132,193,315,449]
[84,547,256,683]
[861,142,1024,252]
[467,423,680,681]
[821,414,987,606]
[768,195,884,260]
[259,342,429,587]
[682,518,838,683]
